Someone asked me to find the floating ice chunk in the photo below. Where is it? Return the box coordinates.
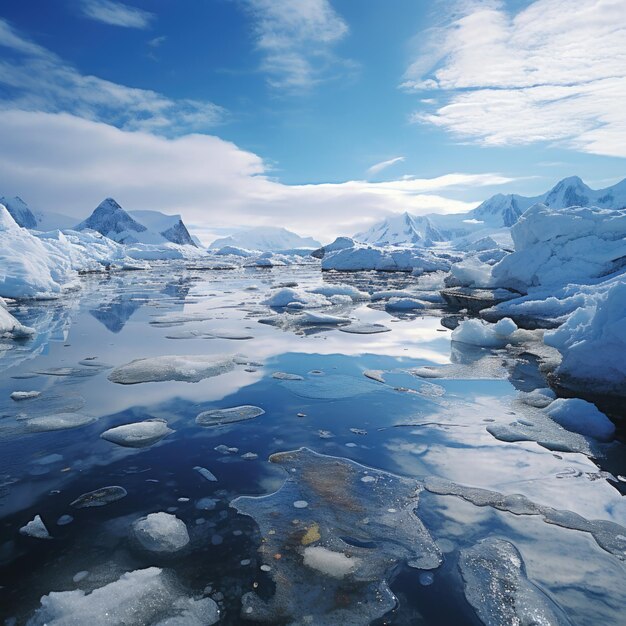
[385,297,426,310]
[419,572,434,586]
[300,311,351,325]
[73,571,88,583]
[101,419,173,448]
[329,294,352,304]
[545,398,615,441]
[132,512,190,553]
[194,466,218,482]
[25,413,96,432]
[19,515,50,539]
[10,391,41,401]
[241,452,258,460]
[459,538,572,626]
[196,405,265,427]
[231,448,441,624]
[56,515,73,526]
[213,331,253,340]
[293,500,308,509]
[108,355,235,384]
[262,288,328,308]
[303,546,361,579]
[363,370,385,383]
[451,317,518,347]
[26,567,219,626]
[309,284,370,301]
[272,372,303,380]
[339,323,391,334]
[371,289,415,301]
[71,486,127,508]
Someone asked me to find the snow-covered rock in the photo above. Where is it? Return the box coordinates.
[209,226,320,252]
[132,512,190,553]
[76,198,148,244]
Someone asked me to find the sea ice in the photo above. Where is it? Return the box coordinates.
[545,398,615,441]
[451,317,519,347]
[101,419,173,448]
[108,355,235,384]
[132,512,190,553]
[70,486,127,508]
[339,322,391,334]
[459,538,572,626]
[10,391,41,401]
[19,515,50,539]
[26,567,219,626]
[196,405,265,427]
[25,413,96,432]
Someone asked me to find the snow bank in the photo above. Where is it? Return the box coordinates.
[545,398,615,441]
[544,281,626,395]
[451,318,518,347]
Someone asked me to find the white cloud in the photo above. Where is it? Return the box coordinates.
[0,109,514,244]
[80,0,154,29]
[404,0,626,157]
[0,19,225,134]
[367,156,405,176]
[240,0,352,90]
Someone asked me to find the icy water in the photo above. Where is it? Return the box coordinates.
[0,263,625,625]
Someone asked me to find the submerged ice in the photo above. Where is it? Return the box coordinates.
[231,448,441,624]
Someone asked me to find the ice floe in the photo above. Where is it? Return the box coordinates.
[196,405,265,427]
[70,486,127,508]
[231,448,441,624]
[108,355,236,384]
[101,419,173,448]
[460,538,572,626]
[19,514,51,539]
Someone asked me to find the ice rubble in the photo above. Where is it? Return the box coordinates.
[459,538,572,626]
[108,355,236,384]
[231,448,441,625]
[320,238,455,273]
[101,419,173,448]
[132,512,190,553]
[27,567,219,626]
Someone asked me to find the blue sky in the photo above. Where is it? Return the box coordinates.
[0,0,624,242]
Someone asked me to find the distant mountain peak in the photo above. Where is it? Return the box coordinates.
[209,226,321,251]
[77,198,147,243]
[354,211,443,246]
[0,195,37,229]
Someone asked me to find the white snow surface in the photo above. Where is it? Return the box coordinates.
[451,318,519,347]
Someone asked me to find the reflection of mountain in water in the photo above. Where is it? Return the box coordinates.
[90,281,191,333]
[90,297,146,333]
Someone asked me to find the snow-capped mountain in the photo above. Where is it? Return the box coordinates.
[354,176,626,248]
[0,195,78,231]
[0,196,37,229]
[76,198,148,244]
[77,198,197,246]
[209,227,321,252]
[129,210,197,247]
[354,212,443,246]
